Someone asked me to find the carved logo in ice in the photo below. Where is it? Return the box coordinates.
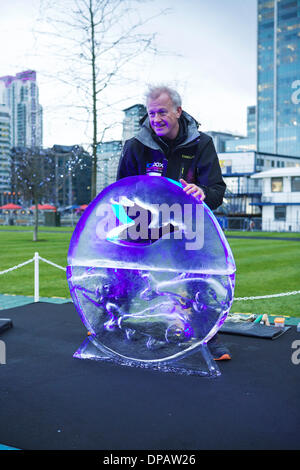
[67,176,236,372]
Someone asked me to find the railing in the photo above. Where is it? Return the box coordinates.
[261,195,300,204]
[0,214,81,227]
[0,252,66,302]
[216,217,262,231]
[0,252,299,304]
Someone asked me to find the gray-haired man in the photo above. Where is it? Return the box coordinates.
[117,85,230,361]
[118,84,226,210]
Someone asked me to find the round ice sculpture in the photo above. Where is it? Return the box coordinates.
[67,176,236,377]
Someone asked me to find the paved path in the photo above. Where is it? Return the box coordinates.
[0,294,298,325]
[0,294,71,311]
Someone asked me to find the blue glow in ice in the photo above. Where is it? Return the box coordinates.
[111,203,134,225]
[166,178,183,188]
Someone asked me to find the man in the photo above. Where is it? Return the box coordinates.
[117,85,230,361]
[118,85,226,209]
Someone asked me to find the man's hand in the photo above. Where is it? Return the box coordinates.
[179,178,206,201]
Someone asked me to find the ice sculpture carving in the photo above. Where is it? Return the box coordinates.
[67,176,236,377]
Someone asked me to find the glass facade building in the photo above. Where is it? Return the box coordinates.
[247,105,257,138]
[223,106,257,152]
[206,131,245,152]
[257,0,300,157]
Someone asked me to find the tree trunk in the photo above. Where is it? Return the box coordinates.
[90,0,98,202]
[33,198,38,242]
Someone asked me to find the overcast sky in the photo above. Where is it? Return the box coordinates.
[0,0,257,148]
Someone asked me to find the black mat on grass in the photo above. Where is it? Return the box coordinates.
[0,302,299,450]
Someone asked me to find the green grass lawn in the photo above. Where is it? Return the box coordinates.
[225,230,300,239]
[229,238,300,317]
[0,227,299,316]
[0,229,73,299]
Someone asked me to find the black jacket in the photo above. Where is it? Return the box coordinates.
[117,111,226,210]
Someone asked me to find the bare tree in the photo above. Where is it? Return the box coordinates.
[11,147,56,241]
[35,0,170,200]
[11,145,90,241]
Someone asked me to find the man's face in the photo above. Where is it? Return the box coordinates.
[147,92,182,140]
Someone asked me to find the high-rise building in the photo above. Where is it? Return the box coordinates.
[0,105,11,192]
[247,105,257,138]
[223,106,257,152]
[96,140,122,194]
[122,104,146,142]
[257,0,300,157]
[96,104,146,193]
[0,70,43,148]
[205,130,245,153]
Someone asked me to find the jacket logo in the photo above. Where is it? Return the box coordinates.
[182,154,194,160]
[146,161,164,175]
[147,162,164,168]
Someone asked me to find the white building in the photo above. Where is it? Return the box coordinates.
[0,70,43,148]
[0,105,11,192]
[251,167,300,232]
[218,151,300,215]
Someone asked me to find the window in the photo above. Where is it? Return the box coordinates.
[291,176,300,192]
[274,206,286,221]
[271,177,283,192]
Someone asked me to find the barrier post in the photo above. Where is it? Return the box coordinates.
[34,252,39,302]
